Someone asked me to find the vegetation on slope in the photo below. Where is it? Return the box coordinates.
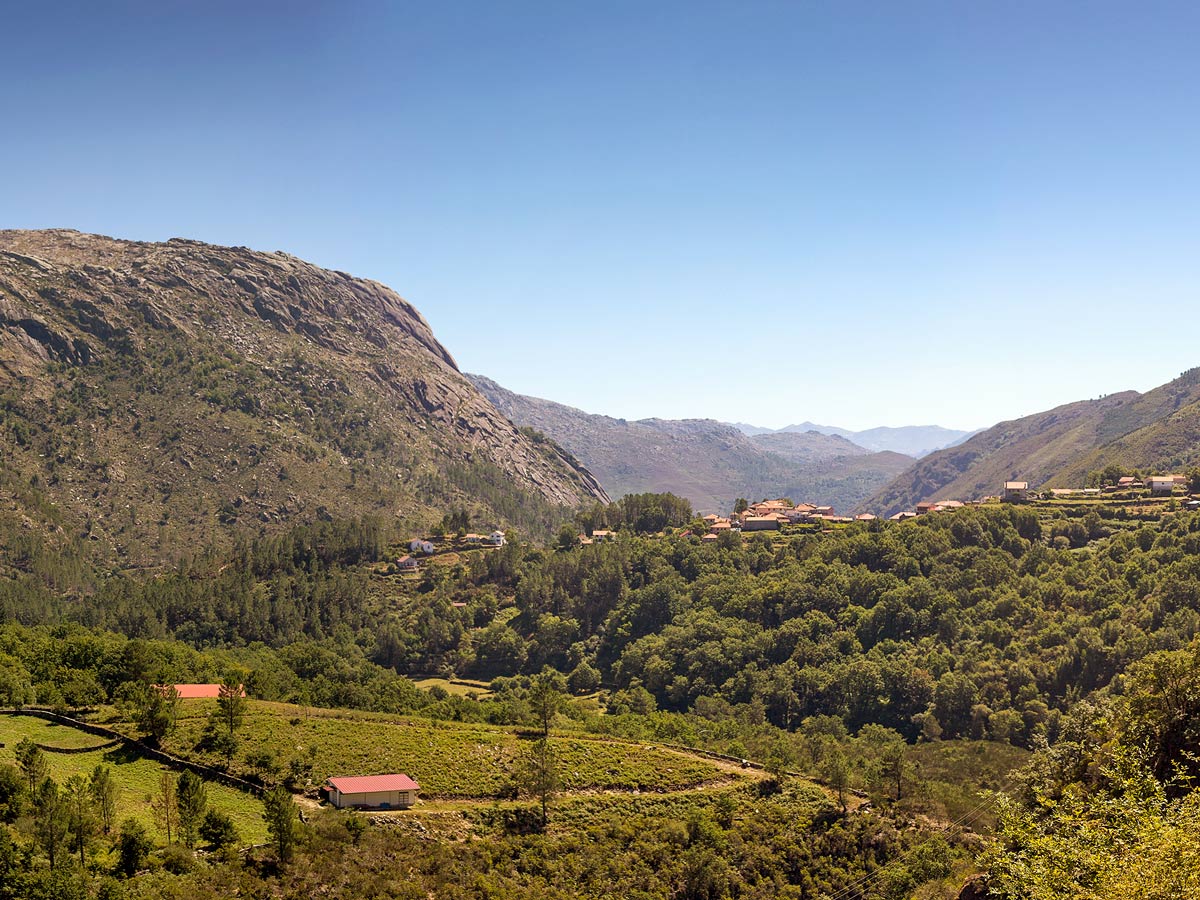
[470,373,910,514]
[866,367,1200,515]
[0,230,606,567]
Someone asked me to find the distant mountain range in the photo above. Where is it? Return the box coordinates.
[863,367,1200,516]
[469,375,912,514]
[730,422,978,458]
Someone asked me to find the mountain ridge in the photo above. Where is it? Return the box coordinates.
[0,229,607,566]
[468,374,911,513]
[730,420,976,457]
[863,368,1200,515]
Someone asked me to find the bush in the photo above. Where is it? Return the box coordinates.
[117,818,154,877]
[199,809,239,849]
[159,842,194,874]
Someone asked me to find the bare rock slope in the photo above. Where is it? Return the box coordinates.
[0,229,606,565]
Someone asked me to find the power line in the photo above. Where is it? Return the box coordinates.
[822,785,1008,900]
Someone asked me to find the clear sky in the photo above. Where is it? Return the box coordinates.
[3,1,1198,431]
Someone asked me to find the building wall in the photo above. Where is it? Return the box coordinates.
[332,789,417,809]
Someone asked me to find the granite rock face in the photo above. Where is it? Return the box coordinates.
[0,229,606,565]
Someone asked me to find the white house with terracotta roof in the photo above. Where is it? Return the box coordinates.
[1003,481,1029,501]
[326,773,420,810]
[1147,476,1177,495]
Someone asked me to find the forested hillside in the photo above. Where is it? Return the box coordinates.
[0,230,606,568]
[3,497,1200,895]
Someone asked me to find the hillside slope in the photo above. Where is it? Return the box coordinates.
[468,374,910,513]
[735,421,976,457]
[0,229,607,566]
[864,367,1200,515]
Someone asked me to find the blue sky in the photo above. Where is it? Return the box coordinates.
[2,1,1198,430]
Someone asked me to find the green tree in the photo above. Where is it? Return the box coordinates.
[262,785,298,864]
[89,765,117,835]
[878,741,909,802]
[0,765,24,822]
[528,668,566,739]
[125,682,179,745]
[555,525,579,551]
[151,771,177,844]
[176,771,207,848]
[518,737,560,828]
[15,739,46,795]
[216,677,246,758]
[567,660,601,694]
[199,809,239,849]
[822,749,850,814]
[64,774,96,868]
[32,777,69,869]
[1188,468,1200,494]
[117,817,154,877]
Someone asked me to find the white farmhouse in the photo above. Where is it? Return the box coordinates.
[326,773,420,810]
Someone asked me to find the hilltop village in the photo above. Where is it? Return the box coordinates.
[676,470,1200,540]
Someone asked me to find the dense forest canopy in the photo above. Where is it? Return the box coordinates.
[3,493,1200,896]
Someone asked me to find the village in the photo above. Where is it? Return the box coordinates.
[682,471,1200,540]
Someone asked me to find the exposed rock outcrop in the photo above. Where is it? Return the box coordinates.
[0,229,607,565]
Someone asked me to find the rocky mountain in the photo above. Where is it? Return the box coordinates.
[863,367,1200,515]
[468,375,911,513]
[739,421,977,457]
[747,430,872,464]
[0,229,607,566]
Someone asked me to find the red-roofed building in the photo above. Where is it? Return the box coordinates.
[167,684,245,700]
[326,773,420,809]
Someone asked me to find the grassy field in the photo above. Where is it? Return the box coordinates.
[153,700,729,799]
[0,714,268,844]
[411,677,493,697]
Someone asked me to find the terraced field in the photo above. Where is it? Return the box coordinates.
[0,714,268,843]
[157,700,730,799]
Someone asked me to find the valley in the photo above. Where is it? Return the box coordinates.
[0,230,1198,899]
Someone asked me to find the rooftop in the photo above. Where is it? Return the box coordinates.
[167,683,244,699]
[328,773,420,794]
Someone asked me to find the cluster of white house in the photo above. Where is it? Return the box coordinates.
[887,474,1196,521]
[396,530,507,571]
[698,475,1197,535]
[686,501,878,540]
